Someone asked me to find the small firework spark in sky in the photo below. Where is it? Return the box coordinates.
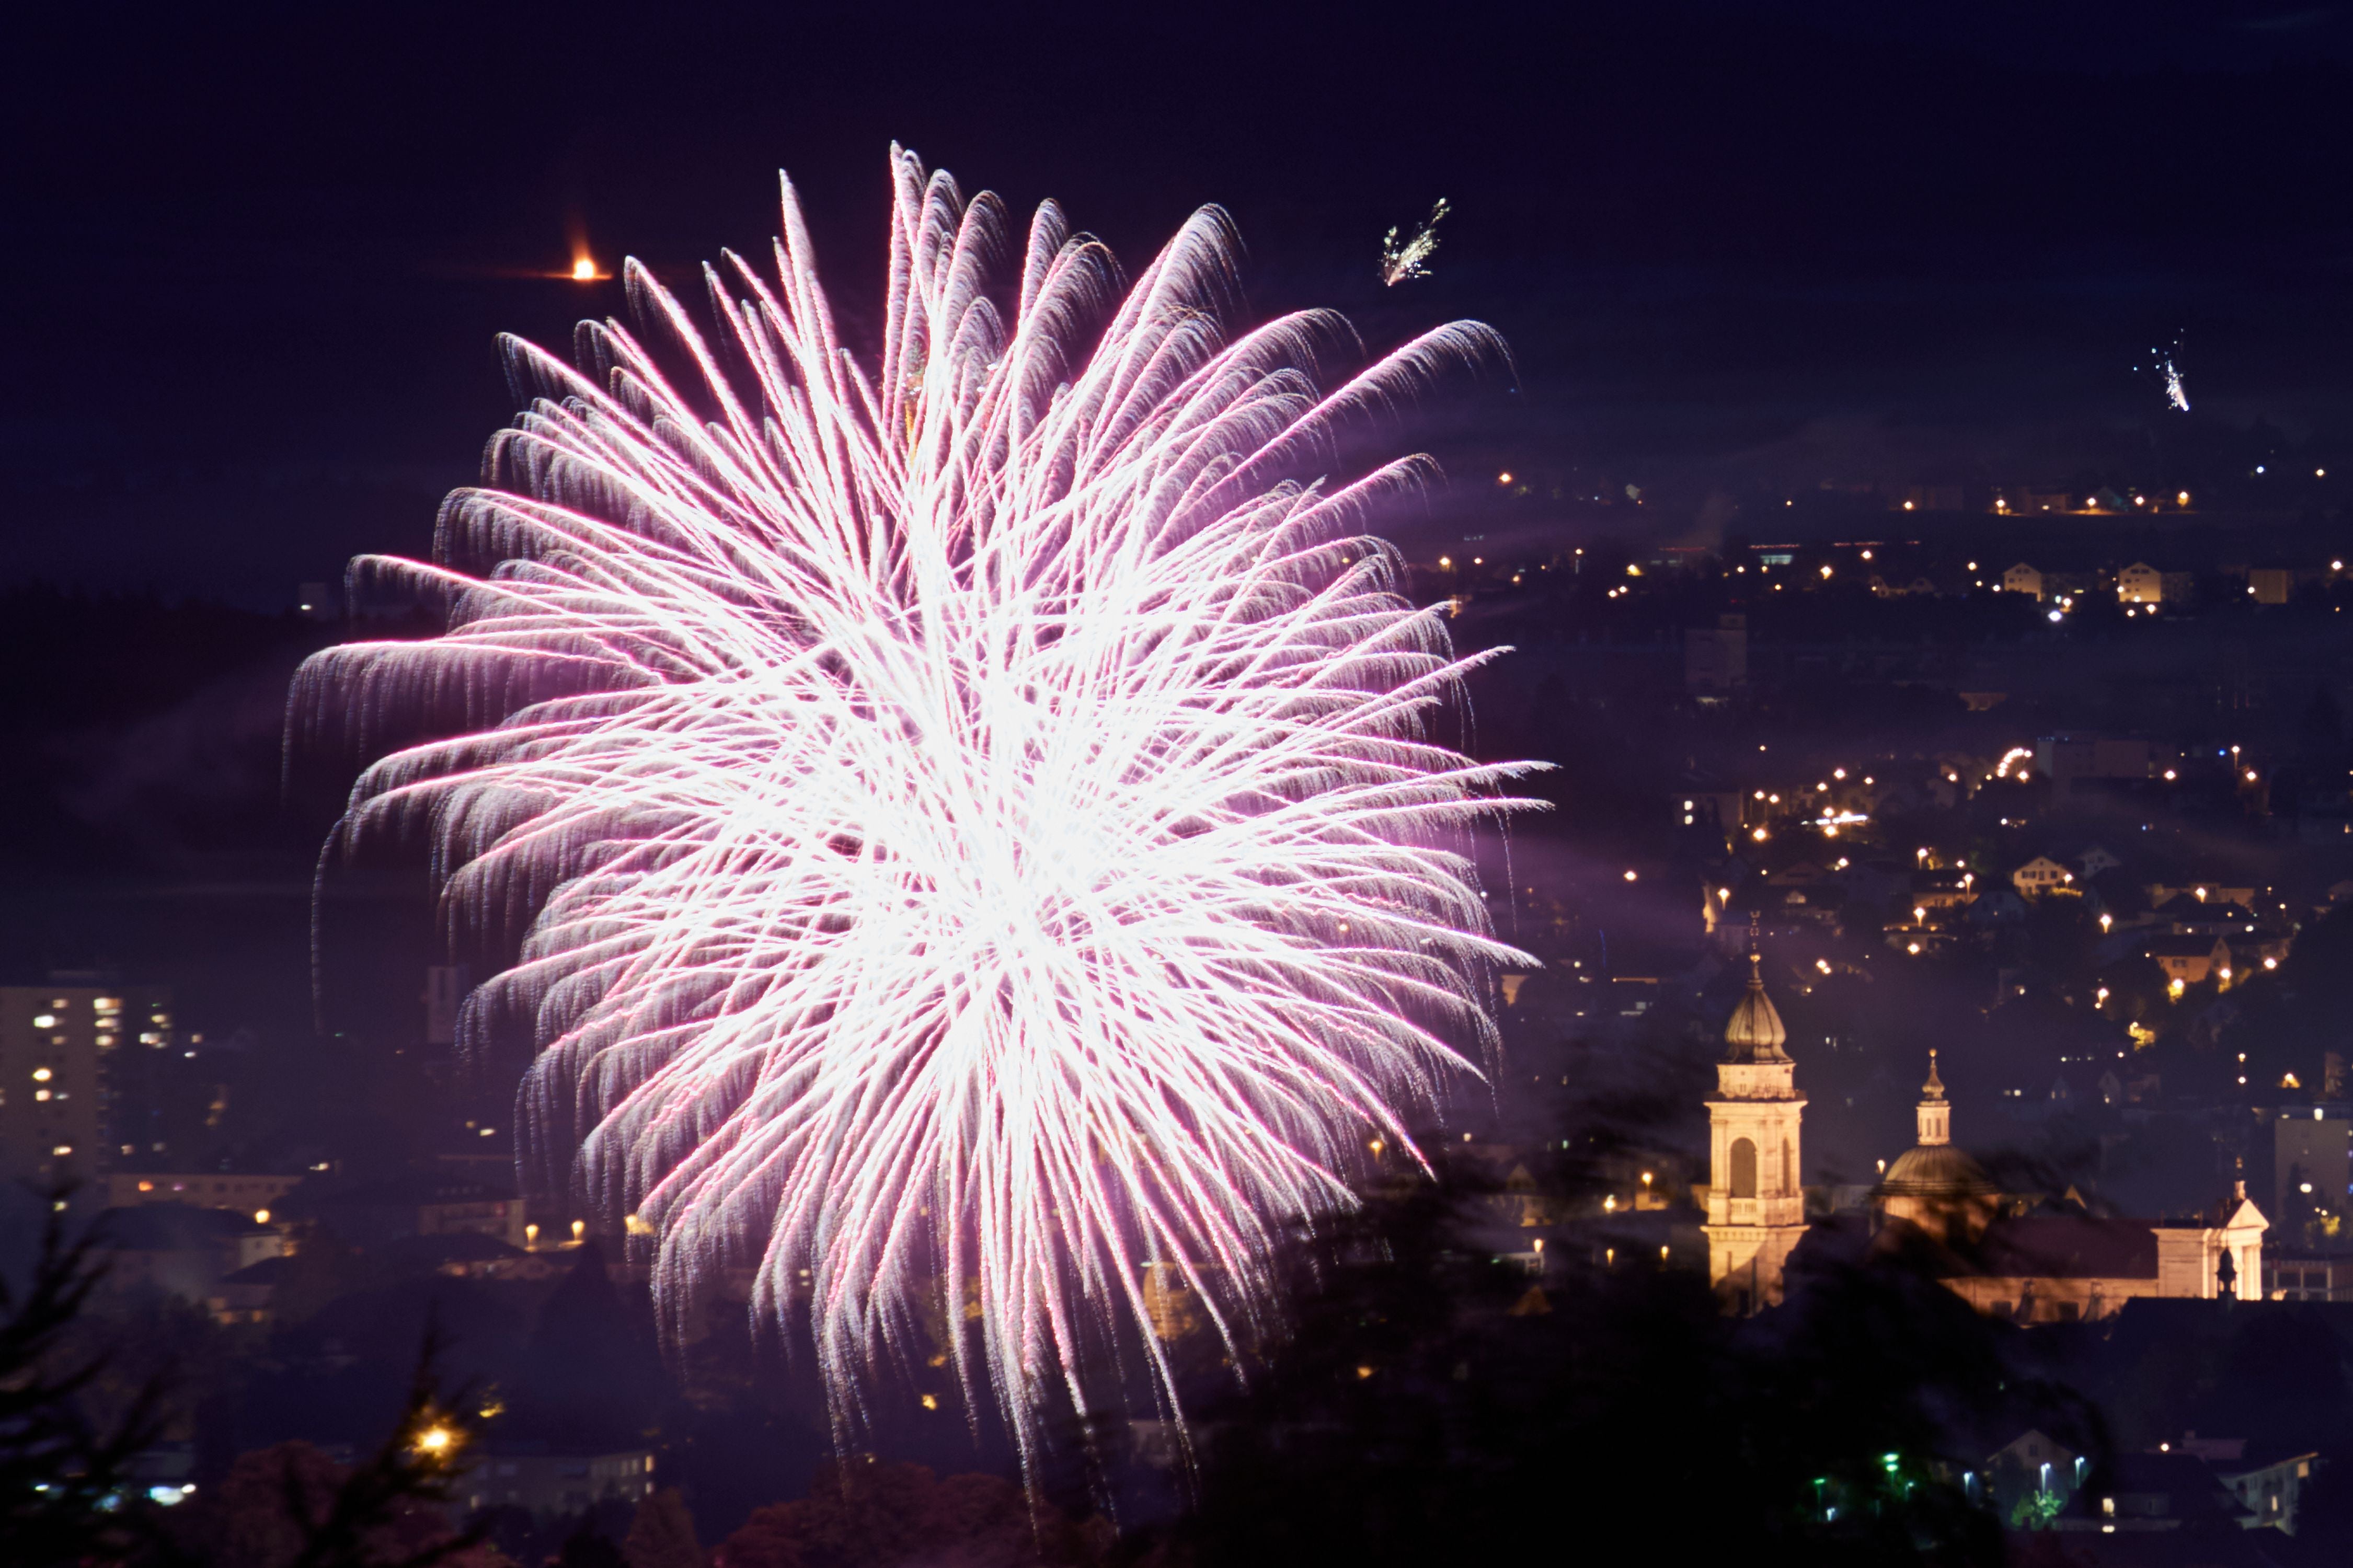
[2139,333,2190,412]
[295,146,1540,1467]
[1380,198,1450,285]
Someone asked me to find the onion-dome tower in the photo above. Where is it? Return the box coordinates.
[1703,925,1809,1313]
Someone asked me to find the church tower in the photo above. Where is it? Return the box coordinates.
[1703,934,1808,1313]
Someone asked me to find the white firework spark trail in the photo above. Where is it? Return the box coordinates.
[293,146,1544,1461]
[1380,198,1450,286]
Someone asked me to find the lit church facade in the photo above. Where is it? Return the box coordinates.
[1701,947,1808,1313]
[1700,954,2268,1319]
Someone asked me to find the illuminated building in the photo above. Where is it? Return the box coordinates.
[1702,939,1807,1313]
[1875,1054,2268,1321]
[0,982,171,1181]
[455,1447,656,1516]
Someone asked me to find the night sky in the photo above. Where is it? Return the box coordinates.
[8,1,2353,605]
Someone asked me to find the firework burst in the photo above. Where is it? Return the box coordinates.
[293,146,1541,1460]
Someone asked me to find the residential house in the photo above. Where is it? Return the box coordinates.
[106,1172,302,1217]
[2011,856,2076,897]
[2147,879,2258,910]
[2036,735,2175,794]
[2002,562,2045,600]
[2075,844,2121,879]
[94,1204,288,1317]
[1684,615,1748,694]
[455,1445,658,1518]
[2063,1450,2261,1535]
[282,1172,530,1250]
[2117,562,2165,604]
[2143,935,2233,988]
[2179,1436,2322,1534]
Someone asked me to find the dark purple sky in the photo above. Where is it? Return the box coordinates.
[8,0,2352,604]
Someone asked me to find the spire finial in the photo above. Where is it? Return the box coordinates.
[1923,1048,1946,1101]
[1722,915,1788,1061]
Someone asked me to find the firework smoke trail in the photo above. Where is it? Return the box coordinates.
[1380,198,1450,285]
[292,147,1543,1461]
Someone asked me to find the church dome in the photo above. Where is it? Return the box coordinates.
[1879,1141,1994,1197]
[1723,954,1788,1062]
[1877,1051,1993,1198]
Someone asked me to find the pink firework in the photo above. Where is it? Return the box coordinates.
[294,146,1542,1460]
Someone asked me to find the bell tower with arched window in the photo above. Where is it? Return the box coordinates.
[1703,930,1808,1312]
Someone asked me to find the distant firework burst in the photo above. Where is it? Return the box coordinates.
[2140,333,2190,412]
[294,147,1541,1459]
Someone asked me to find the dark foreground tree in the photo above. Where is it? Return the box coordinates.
[0,1191,171,1564]
[1,1188,510,1568]
[624,1488,706,1568]
[1147,1162,2084,1568]
[162,1330,506,1567]
[718,1458,1105,1568]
